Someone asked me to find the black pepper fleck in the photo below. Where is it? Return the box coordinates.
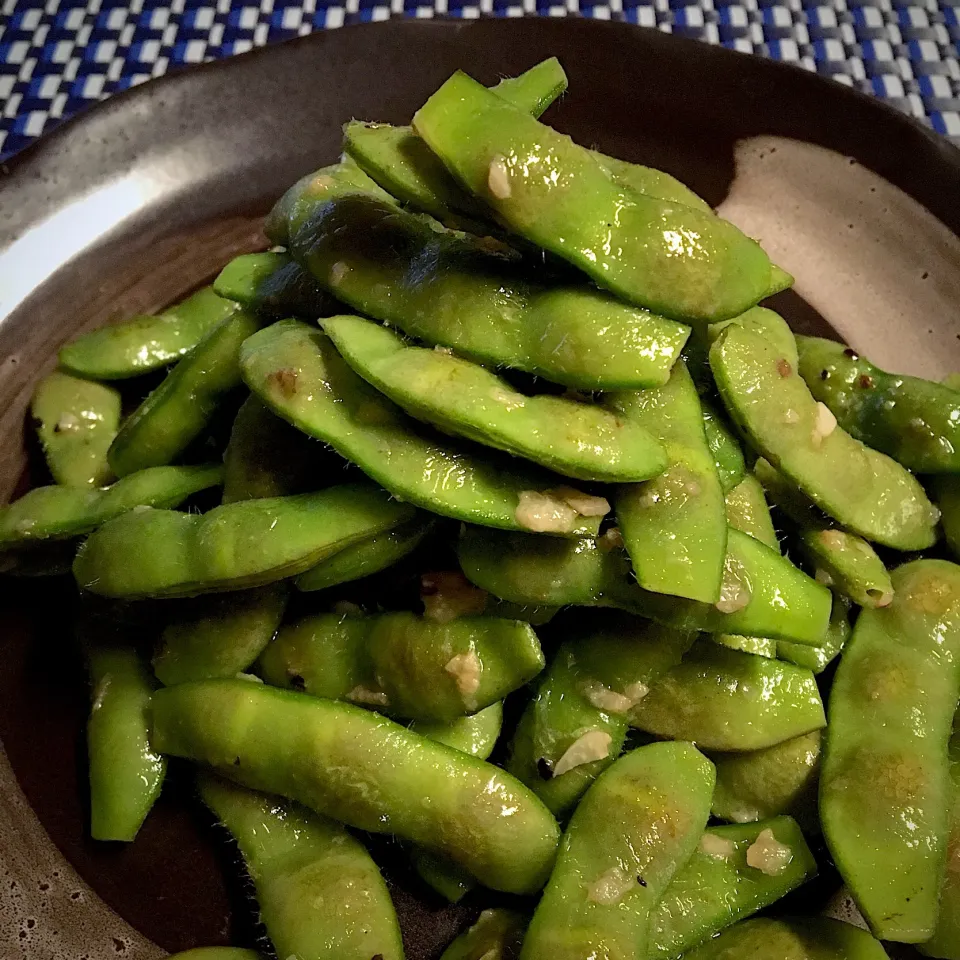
[637,876,647,887]
[537,757,554,780]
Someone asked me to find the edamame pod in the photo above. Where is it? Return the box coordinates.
[711,634,777,658]
[755,457,894,608]
[798,335,960,473]
[0,463,223,548]
[322,314,668,483]
[221,396,333,504]
[507,613,693,815]
[153,583,288,685]
[703,401,747,495]
[295,517,435,592]
[711,731,821,828]
[59,286,236,380]
[213,252,339,319]
[152,680,561,894]
[87,644,165,841]
[724,473,778,550]
[821,559,960,942]
[258,611,544,722]
[651,816,817,959]
[593,153,713,212]
[711,324,939,550]
[31,371,120,487]
[409,701,503,758]
[282,184,690,390]
[519,741,714,960]
[240,320,601,535]
[707,305,799,367]
[343,58,567,227]
[440,908,526,960]
[198,775,403,960]
[777,593,851,674]
[609,360,727,603]
[413,72,785,322]
[73,484,414,599]
[630,640,826,751]
[933,475,960,562]
[109,306,264,476]
[457,526,831,645]
[682,916,889,960]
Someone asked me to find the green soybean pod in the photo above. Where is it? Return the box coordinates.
[108,306,263,477]
[821,559,960,942]
[59,286,236,380]
[703,401,747,495]
[630,640,825,751]
[507,613,693,816]
[213,252,339,320]
[933,475,960,562]
[777,594,851,675]
[682,916,889,960]
[797,335,960,473]
[322,313,668,483]
[295,517,435,592]
[711,323,939,550]
[87,645,165,841]
[608,360,727,604]
[240,320,602,536]
[73,484,415,599]
[0,463,223,549]
[153,584,289,685]
[440,909,527,960]
[519,741,714,960]
[259,611,544,723]
[724,473,778,550]
[592,153,712,212]
[919,724,960,958]
[413,72,785,323]
[651,816,817,959]
[707,305,800,368]
[711,731,821,830]
[152,680,560,894]
[31,370,120,488]
[198,775,403,960]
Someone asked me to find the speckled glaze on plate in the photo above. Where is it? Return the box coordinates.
[1,16,959,960]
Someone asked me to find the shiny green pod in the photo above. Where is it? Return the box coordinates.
[457,526,831,646]
[682,917,889,960]
[755,457,894,608]
[294,517,434,592]
[213,251,338,319]
[593,153,713,212]
[703,401,747,495]
[322,314,668,483]
[0,463,222,548]
[221,396,333,504]
[198,775,403,960]
[711,323,939,550]
[153,584,288,685]
[519,741,714,960]
[108,306,263,476]
[31,371,120,487]
[821,559,960,942]
[507,613,694,815]
[258,611,544,722]
[707,305,799,367]
[412,71,785,322]
[86,644,165,841]
[279,180,690,391]
[651,816,817,960]
[73,484,414,599]
[440,908,527,960]
[608,360,727,603]
[630,640,826,751]
[933,475,960,562]
[409,701,503,758]
[343,58,568,227]
[711,731,821,829]
[58,286,236,380]
[240,320,601,535]
[151,680,560,894]
[798,335,960,473]
[777,594,851,674]
[724,473,778,550]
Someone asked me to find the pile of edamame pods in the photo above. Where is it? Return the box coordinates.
[12,55,960,960]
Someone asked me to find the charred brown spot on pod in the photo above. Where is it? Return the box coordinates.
[776,358,792,378]
[289,673,306,692]
[859,374,874,389]
[267,368,298,398]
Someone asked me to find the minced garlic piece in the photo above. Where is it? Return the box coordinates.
[783,408,800,425]
[551,486,611,518]
[421,571,488,623]
[347,684,390,707]
[553,730,612,777]
[598,527,625,551]
[746,828,793,875]
[581,680,649,715]
[700,833,737,859]
[445,651,482,705]
[811,402,837,447]
[515,490,580,533]
[585,866,633,905]
[715,567,752,614]
[487,157,512,200]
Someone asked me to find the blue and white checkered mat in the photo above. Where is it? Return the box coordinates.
[2,0,960,161]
